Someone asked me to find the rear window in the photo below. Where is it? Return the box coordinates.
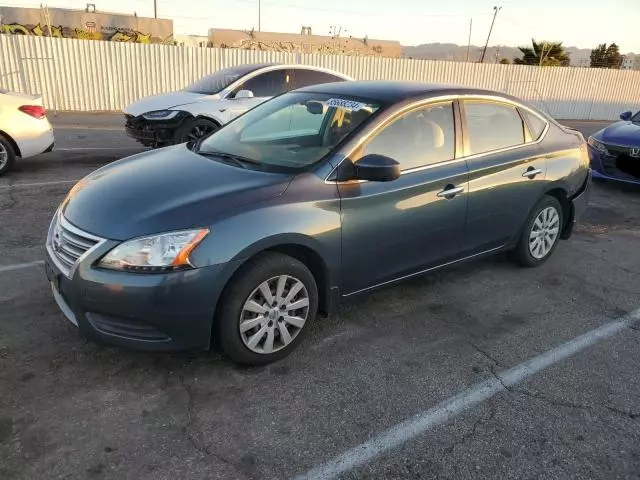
[184,65,268,94]
[464,101,525,155]
[521,110,547,140]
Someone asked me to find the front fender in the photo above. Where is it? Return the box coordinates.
[188,173,342,288]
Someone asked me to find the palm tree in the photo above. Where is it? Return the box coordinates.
[514,39,569,66]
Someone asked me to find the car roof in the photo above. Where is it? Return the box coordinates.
[252,63,353,80]
[295,80,523,104]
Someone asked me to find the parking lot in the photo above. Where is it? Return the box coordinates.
[1,114,640,479]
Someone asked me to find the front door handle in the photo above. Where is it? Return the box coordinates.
[522,167,543,179]
[437,185,465,199]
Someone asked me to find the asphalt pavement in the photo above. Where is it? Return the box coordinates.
[1,114,640,480]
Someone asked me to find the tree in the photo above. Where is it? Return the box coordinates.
[513,39,569,66]
[590,43,623,68]
[499,58,510,64]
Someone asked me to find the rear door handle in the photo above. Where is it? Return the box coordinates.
[522,167,543,179]
[437,185,465,199]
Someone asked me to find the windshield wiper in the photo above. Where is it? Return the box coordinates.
[196,149,260,169]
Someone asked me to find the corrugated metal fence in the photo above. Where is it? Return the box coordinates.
[2,35,640,120]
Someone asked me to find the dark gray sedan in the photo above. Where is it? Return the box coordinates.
[45,81,591,365]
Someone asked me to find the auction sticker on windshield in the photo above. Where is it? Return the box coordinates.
[326,98,365,111]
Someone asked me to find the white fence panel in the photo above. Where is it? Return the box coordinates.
[2,35,640,119]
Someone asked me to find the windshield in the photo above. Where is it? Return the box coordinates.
[197,92,382,172]
[632,111,640,123]
[183,65,264,94]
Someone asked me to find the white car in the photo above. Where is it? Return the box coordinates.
[0,90,55,176]
[123,63,353,147]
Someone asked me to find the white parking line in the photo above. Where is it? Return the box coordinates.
[0,180,78,189]
[297,307,640,480]
[0,260,44,273]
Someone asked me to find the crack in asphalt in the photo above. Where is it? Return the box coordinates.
[515,389,640,421]
[443,406,496,455]
[469,343,640,422]
[604,405,640,420]
[178,373,210,456]
[580,250,640,278]
[177,374,251,479]
[469,342,513,392]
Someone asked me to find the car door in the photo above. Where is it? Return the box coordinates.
[460,100,549,254]
[227,69,290,118]
[338,100,469,294]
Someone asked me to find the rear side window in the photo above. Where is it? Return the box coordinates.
[520,109,547,140]
[236,70,288,97]
[464,101,525,155]
[291,69,346,89]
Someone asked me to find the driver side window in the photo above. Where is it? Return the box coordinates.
[233,70,289,98]
[359,102,456,171]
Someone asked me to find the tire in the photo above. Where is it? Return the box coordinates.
[511,195,564,268]
[217,252,318,366]
[0,134,17,176]
[178,117,219,144]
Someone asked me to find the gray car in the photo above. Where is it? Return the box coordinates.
[45,81,591,365]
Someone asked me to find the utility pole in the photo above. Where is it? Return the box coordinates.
[258,0,261,31]
[153,0,157,18]
[480,6,501,63]
[466,18,472,62]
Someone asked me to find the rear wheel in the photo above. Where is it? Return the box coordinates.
[0,134,16,176]
[511,195,563,267]
[178,118,219,144]
[217,252,318,365]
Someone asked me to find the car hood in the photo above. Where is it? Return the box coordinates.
[62,144,292,240]
[600,121,640,146]
[124,91,216,116]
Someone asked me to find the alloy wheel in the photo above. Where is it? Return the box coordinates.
[187,124,215,142]
[0,143,7,170]
[239,275,310,354]
[529,206,560,259]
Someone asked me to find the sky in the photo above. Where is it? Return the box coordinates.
[4,0,640,52]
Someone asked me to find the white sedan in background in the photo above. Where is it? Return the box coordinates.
[123,63,353,148]
[0,90,55,176]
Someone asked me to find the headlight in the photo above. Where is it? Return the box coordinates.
[587,136,608,154]
[98,229,209,272]
[142,110,180,120]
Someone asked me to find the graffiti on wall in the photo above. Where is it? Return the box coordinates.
[222,39,390,56]
[0,22,172,43]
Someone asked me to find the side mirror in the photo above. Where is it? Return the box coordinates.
[354,154,401,182]
[235,89,254,99]
[306,100,325,115]
[620,111,632,121]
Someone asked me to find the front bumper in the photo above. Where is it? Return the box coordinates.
[45,235,238,351]
[588,144,640,185]
[124,112,188,147]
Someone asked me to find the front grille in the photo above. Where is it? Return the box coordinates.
[603,143,635,156]
[48,214,104,277]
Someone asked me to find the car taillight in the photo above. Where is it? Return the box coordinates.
[18,105,47,119]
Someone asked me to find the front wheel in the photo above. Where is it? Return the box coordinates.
[217,253,318,365]
[178,117,219,144]
[511,195,563,267]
